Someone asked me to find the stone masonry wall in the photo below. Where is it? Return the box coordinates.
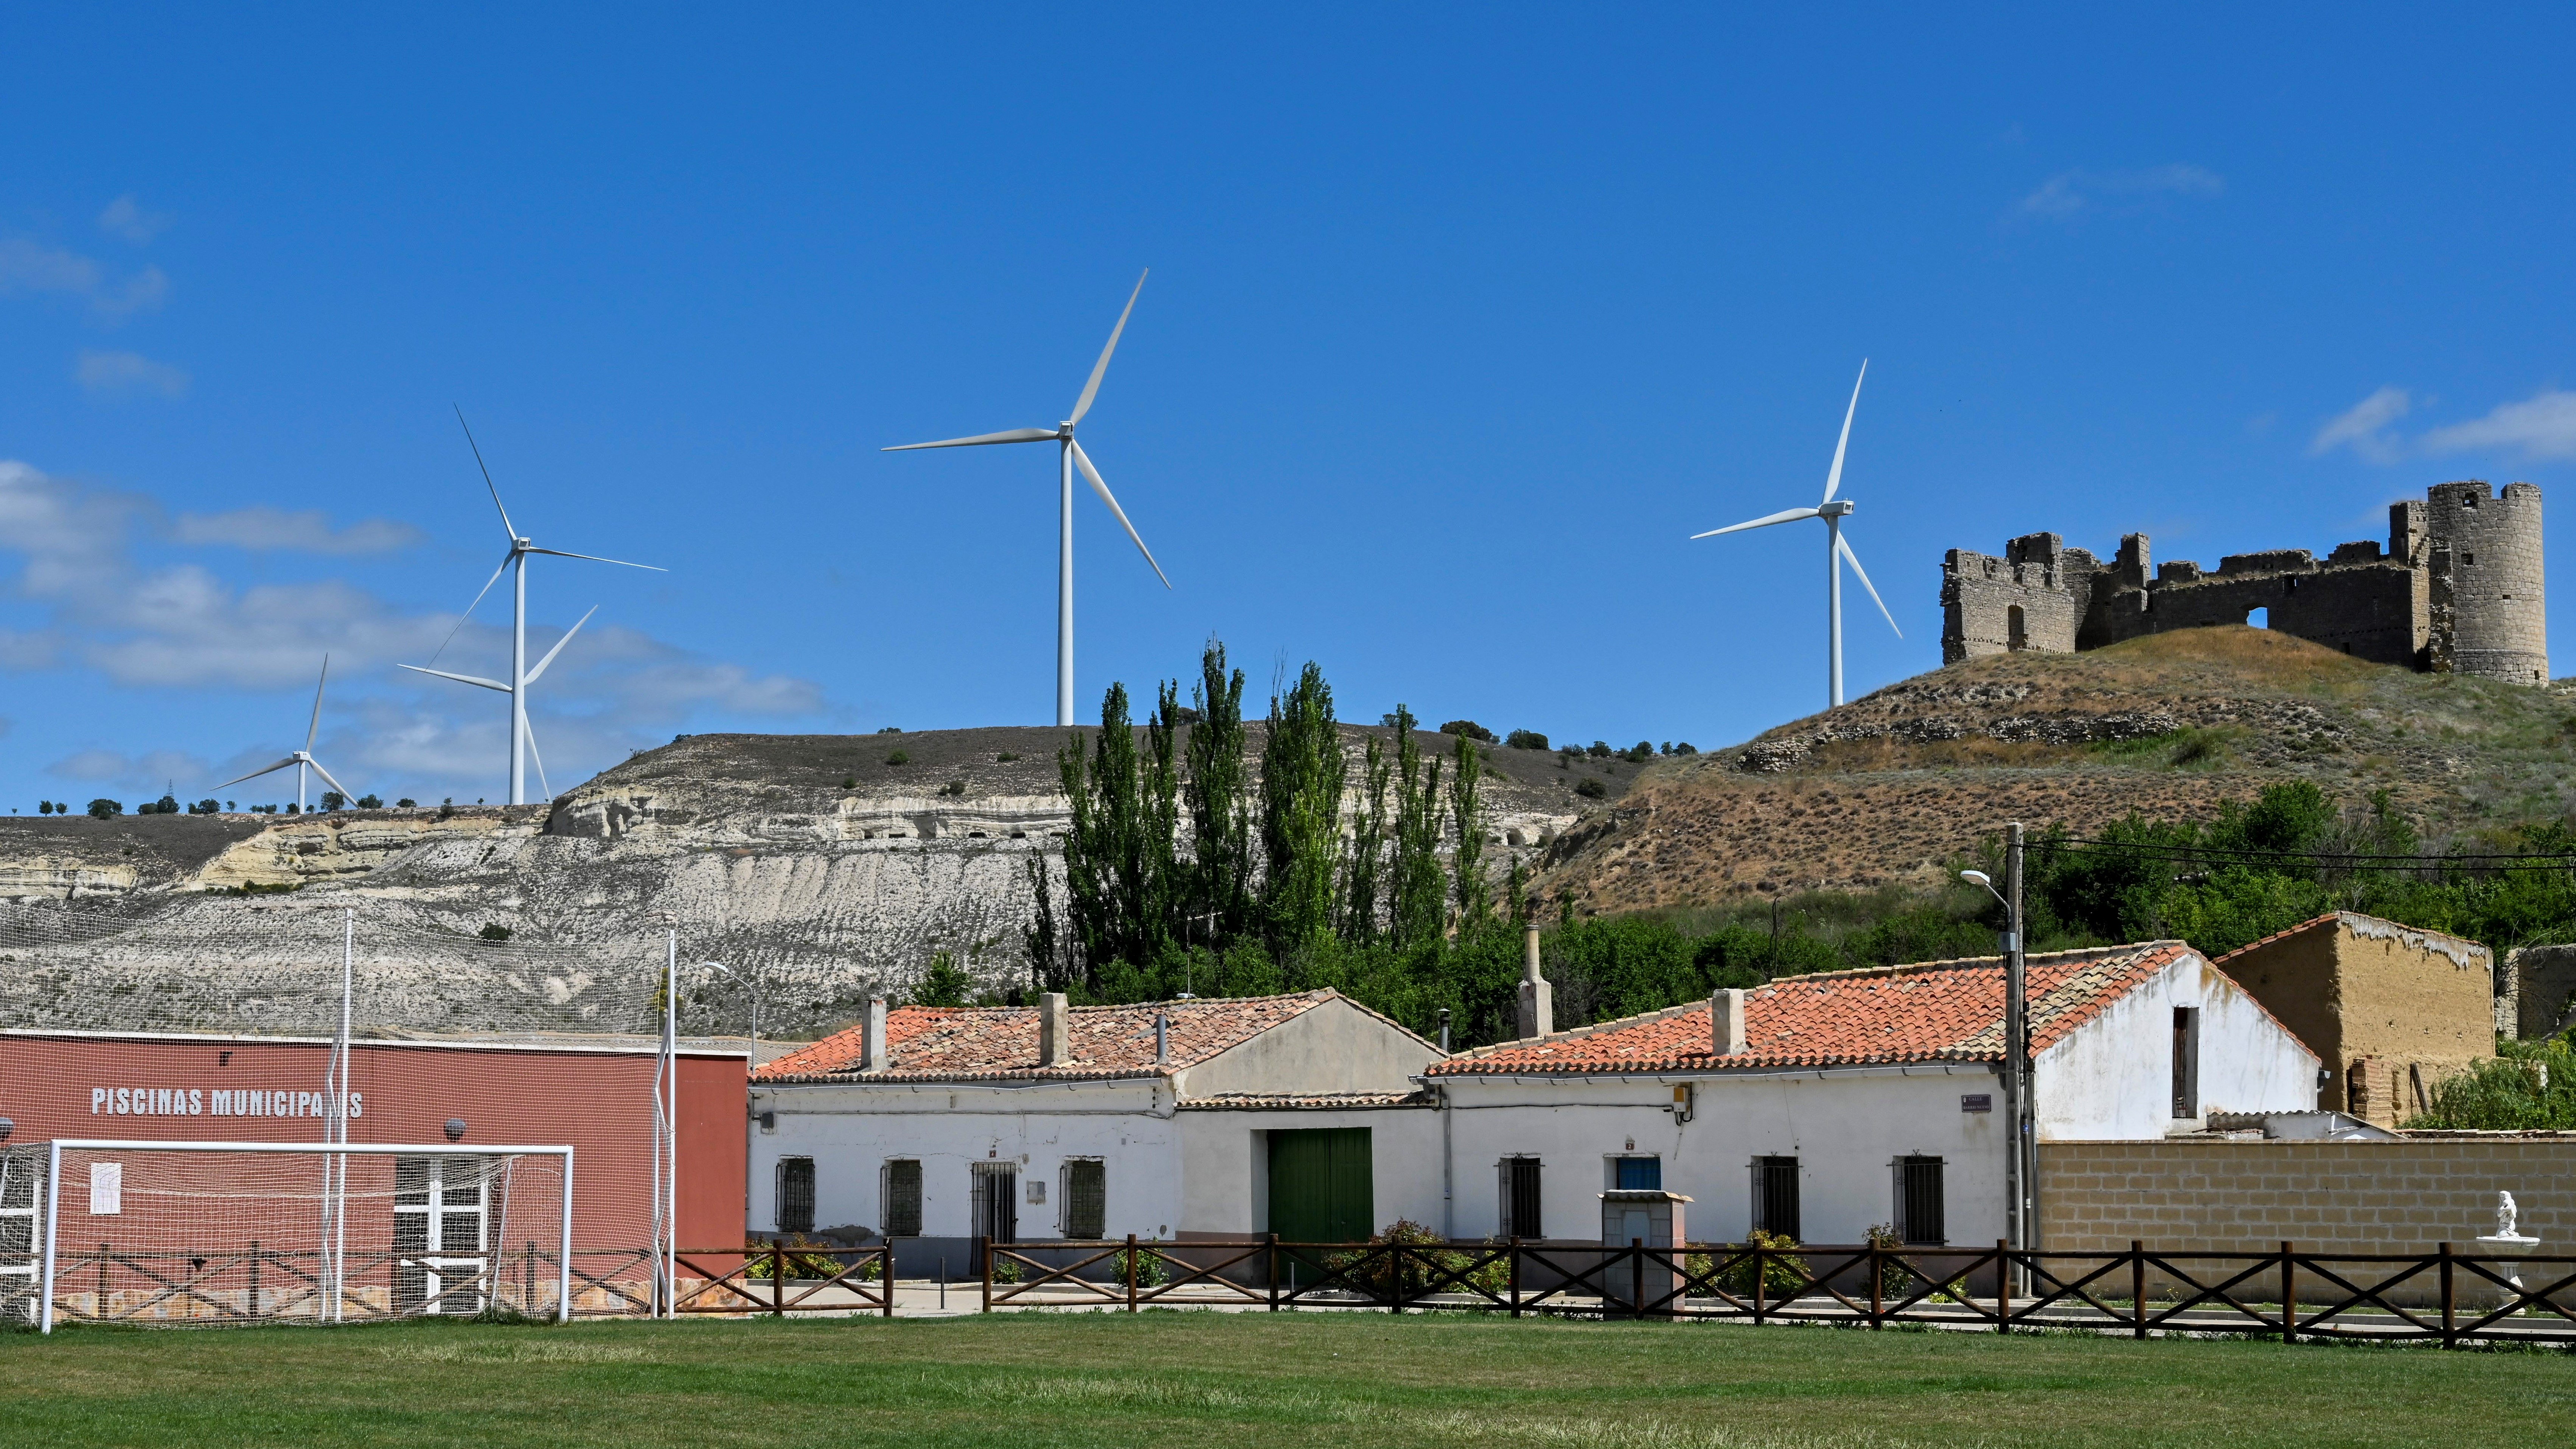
[2430,480,2548,683]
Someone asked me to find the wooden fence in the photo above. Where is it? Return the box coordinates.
[978,1236,2576,1347]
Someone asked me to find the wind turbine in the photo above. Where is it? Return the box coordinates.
[883,270,1171,726]
[213,656,357,812]
[1691,360,1902,709]
[402,410,663,805]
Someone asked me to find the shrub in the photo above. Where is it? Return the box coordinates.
[938,780,966,797]
[356,795,382,809]
[1438,720,1495,743]
[1588,741,1611,758]
[1505,729,1549,751]
[1121,1242,1171,1289]
[875,726,902,735]
[87,799,121,819]
[1673,742,1696,755]
[479,923,514,943]
[842,776,857,789]
[1687,1229,1808,1300]
[188,799,221,815]
[396,798,416,808]
[744,1236,882,1281]
[1621,741,1655,763]
[996,752,1020,763]
[1575,778,1607,799]
[1327,1219,1505,1298]
[321,792,345,811]
[886,750,910,766]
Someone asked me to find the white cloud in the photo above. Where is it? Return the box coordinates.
[2422,388,2576,461]
[2018,164,2225,219]
[173,506,421,554]
[0,238,166,317]
[2309,386,2411,463]
[97,194,170,244]
[76,349,190,399]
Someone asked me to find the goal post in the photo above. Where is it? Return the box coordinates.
[24,1140,573,1332]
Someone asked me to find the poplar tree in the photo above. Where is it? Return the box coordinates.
[1258,662,1345,957]
[1387,705,1449,949]
[1057,682,1181,980]
[1450,730,1490,929]
[1338,732,1391,944]
[1183,640,1255,947]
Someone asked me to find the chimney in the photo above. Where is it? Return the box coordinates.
[860,997,889,1072]
[1517,924,1553,1039]
[1711,988,1746,1056]
[1038,992,1070,1068]
[1154,1011,1170,1065]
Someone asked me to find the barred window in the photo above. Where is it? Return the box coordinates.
[1892,1156,1944,1245]
[1751,1156,1800,1241]
[776,1157,816,1235]
[1062,1159,1106,1240]
[1498,1157,1543,1239]
[882,1159,923,1238]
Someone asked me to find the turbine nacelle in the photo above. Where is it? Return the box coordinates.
[1820,500,1855,519]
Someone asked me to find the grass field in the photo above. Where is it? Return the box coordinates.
[7,1312,2573,1448]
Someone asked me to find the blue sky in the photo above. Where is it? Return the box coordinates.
[4,7,2574,810]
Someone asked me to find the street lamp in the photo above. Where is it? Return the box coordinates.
[1960,822,2033,1266]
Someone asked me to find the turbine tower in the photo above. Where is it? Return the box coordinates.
[403,410,663,805]
[212,656,357,812]
[1691,360,1902,708]
[884,270,1171,726]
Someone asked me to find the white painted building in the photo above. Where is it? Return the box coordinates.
[746,990,1444,1256]
[1422,941,2320,1248]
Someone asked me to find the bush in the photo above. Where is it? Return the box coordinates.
[2409,1037,2576,1129]
[996,752,1020,763]
[87,799,121,819]
[1621,741,1655,763]
[1575,778,1607,799]
[1673,742,1697,755]
[886,750,910,766]
[939,780,966,797]
[744,1237,882,1281]
[479,923,513,943]
[1505,729,1549,751]
[356,795,382,810]
[1327,1219,1504,1298]
[842,775,857,789]
[1588,741,1611,758]
[1688,1229,1807,1300]
[321,792,346,811]
[396,798,416,808]
[1438,721,1496,743]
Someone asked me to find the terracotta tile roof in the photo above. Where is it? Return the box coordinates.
[756,990,1353,1083]
[1425,942,2197,1076]
[1178,1090,1436,1111]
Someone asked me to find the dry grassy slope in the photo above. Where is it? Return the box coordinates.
[1537,626,2576,913]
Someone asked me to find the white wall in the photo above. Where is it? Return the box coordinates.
[749,1078,1184,1240]
[1436,1064,2008,1247]
[1175,1106,1445,1237]
[2038,952,2320,1141]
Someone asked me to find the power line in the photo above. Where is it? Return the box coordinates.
[2033,836,2576,873]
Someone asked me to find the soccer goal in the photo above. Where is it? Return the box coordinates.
[8,1140,573,1331]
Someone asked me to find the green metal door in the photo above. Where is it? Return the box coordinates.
[1267,1128,1373,1244]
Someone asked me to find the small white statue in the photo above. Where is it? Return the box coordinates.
[2498,1191,2520,1238]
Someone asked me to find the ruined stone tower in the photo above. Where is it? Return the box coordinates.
[1939,481,2547,684]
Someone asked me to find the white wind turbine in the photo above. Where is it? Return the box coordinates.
[402,410,664,805]
[883,270,1171,726]
[213,656,357,812]
[1691,360,1902,709]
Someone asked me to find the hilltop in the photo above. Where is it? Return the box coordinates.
[1537,626,2576,913]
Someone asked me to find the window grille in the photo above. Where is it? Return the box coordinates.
[1062,1159,1106,1240]
[1498,1158,1543,1238]
[1892,1156,1944,1245]
[970,1161,1018,1244]
[1614,1156,1662,1191]
[776,1157,816,1235]
[882,1159,923,1238]
[1751,1156,1800,1241]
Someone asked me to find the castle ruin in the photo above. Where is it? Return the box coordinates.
[1941,480,2548,684]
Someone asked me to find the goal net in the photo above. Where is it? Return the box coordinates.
[8,1141,571,1329]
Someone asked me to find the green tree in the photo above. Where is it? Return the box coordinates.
[914,952,975,1008]
[1182,640,1256,948]
[1259,662,1345,958]
[1387,706,1448,948]
[1056,682,1181,982]
[1338,733,1391,944]
[1449,730,1489,929]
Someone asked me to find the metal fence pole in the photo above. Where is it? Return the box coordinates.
[1267,1233,1280,1312]
[2440,1242,2455,1349]
[979,1236,992,1314]
[2280,1241,2295,1344]
[2131,1241,2146,1340]
[879,1246,893,1318]
[1996,1239,2010,1334]
[557,1149,575,1324]
[1868,1241,1882,1329]
[1508,1236,1521,1319]
[37,1140,61,1334]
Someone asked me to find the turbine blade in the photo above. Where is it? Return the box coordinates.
[1690,506,1822,539]
[1837,532,1903,638]
[210,758,301,791]
[306,655,329,752]
[307,759,355,802]
[1821,359,1868,504]
[882,427,1058,451]
[1068,269,1147,427]
[455,405,517,541]
[524,547,666,572]
[524,719,552,800]
[401,663,511,693]
[1071,440,1170,589]
[426,549,515,667]
[522,605,597,686]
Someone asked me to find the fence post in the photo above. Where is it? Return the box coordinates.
[772,1243,786,1317]
[1509,1236,1522,1319]
[1753,1244,1767,1325]
[1391,1243,1405,1315]
[1267,1233,1281,1313]
[1868,1241,1882,1329]
[2279,1241,2295,1345]
[979,1236,992,1314]
[1125,1233,1139,1313]
[2440,1242,2455,1349]
[881,1246,894,1318]
[1996,1239,2010,1335]
[2130,1241,2146,1340]
[249,1239,261,1320]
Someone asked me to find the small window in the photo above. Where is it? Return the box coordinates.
[1499,1157,1543,1238]
[777,1157,816,1235]
[1614,1156,1662,1191]
[882,1159,923,1238]
[1893,1156,1944,1245]
[2464,551,2477,565]
[1062,1159,1106,1239]
[2172,1007,2202,1119]
[1751,1156,1800,1241]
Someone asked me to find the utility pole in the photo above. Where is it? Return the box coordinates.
[2008,822,2036,1259]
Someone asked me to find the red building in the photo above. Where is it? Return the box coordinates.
[0,1029,745,1321]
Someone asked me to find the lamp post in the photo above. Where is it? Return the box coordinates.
[1961,821,2032,1264]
